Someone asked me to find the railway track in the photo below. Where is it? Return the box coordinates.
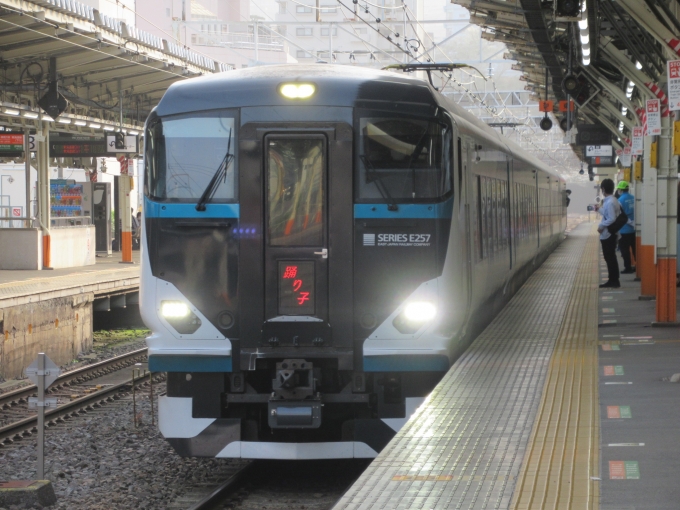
[172,459,370,510]
[0,348,158,447]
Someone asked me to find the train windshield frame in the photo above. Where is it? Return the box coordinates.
[355,110,452,204]
[144,109,238,203]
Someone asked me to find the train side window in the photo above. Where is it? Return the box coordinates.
[356,115,450,202]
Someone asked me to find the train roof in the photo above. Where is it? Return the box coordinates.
[154,64,562,182]
[155,64,437,116]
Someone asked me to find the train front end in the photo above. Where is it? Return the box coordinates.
[140,66,461,459]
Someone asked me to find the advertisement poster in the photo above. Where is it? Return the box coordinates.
[667,60,680,110]
[631,127,643,155]
[646,99,661,135]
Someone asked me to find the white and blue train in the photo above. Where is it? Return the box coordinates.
[140,64,566,460]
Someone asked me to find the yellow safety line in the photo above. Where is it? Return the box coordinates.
[511,225,600,510]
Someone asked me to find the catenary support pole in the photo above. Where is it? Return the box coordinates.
[640,135,657,297]
[38,120,51,269]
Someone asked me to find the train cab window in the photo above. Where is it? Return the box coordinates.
[356,116,451,202]
[144,110,237,202]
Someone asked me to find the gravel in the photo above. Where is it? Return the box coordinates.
[0,390,247,509]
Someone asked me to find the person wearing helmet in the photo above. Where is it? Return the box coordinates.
[616,180,636,274]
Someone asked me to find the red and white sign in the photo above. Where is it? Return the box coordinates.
[646,99,661,135]
[0,134,23,145]
[11,207,21,217]
[621,147,632,167]
[667,60,680,110]
[631,127,644,155]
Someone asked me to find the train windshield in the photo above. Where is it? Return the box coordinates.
[356,116,451,202]
[144,110,236,202]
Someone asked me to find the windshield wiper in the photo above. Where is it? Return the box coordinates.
[195,129,234,212]
[406,132,429,199]
[360,154,399,211]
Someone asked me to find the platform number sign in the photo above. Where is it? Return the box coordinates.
[278,261,315,315]
[668,60,680,110]
[646,99,661,135]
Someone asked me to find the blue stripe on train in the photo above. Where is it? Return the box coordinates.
[149,355,233,373]
[144,199,240,219]
[354,196,454,219]
[363,355,449,372]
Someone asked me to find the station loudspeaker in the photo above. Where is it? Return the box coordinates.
[38,81,67,120]
[556,0,581,18]
[540,115,553,131]
[579,168,585,175]
[559,117,572,131]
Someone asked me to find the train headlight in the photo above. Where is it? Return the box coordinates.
[161,301,190,318]
[403,302,437,322]
[279,83,316,99]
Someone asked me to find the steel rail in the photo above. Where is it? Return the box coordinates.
[186,463,256,510]
[0,366,156,446]
[0,348,148,407]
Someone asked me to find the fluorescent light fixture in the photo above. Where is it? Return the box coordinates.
[582,46,590,57]
[57,118,72,124]
[582,56,590,66]
[22,111,39,119]
[636,61,642,70]
[128,130,139,135]
[161,301,189,318]
[621,107,628,115]
[618,121,624,131]
[582,0,587,12]
[578,19,588,30]
[580,33,589,44]
[403,302,437,322]
[74,120,87,126]
[89,122,101,128]
[103,125,115,131]
[2,107,20,116]
[279,82,316,99]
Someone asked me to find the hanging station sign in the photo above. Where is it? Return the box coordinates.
[0,133,24,154]
[585,145,613,157]
[49,134,108,157]
[621,147,632,167]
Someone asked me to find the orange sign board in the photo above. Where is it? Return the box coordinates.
[558,100,575,112]
[538,100,554,112]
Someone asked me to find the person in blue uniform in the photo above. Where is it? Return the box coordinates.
[616,181,636,274]
[598,178,621,288]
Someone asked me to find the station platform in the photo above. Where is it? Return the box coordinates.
[0,253,140,380]
[0,252,140,308]
[335,222,680,510]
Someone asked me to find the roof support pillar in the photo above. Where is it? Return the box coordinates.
[654,112,678,323]
[639,133,657,298]
[37,119,51,269]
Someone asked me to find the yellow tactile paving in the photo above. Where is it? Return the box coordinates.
[510,224,600,510]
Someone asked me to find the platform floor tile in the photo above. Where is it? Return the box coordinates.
[334,223,597,510]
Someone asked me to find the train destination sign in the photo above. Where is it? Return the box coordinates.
[0,133,23,152]
[278,262,315,315]
[50,134,108,157]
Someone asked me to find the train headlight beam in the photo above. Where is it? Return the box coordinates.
[403,302,437,322]
[161,301,190,318]
[279,83,316,99]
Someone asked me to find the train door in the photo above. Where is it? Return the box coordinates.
[460,136,473,321]
[263,134,329,332]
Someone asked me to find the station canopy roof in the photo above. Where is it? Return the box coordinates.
[0,0,231,137]
[460,0,680,154]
